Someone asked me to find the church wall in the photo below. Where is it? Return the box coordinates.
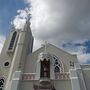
[24,47,44,73]
[18,80,37,90]
[53,80,72,90]
[7,28,33,81]
[0,31,15,62]
[24,53,38,73]
[25,44,78,74]
[81,64,90,69]
[18,30,33,70]
[0,30,20,89]
[18,80,72,90]
[3,22,33,90]
[82,69,90,90]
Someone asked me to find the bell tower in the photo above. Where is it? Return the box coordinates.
[0,23,20,90]
[0,12,34,90]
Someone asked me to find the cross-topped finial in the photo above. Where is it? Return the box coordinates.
[11,21,15,30]
[25,8,31,21]
[41,41,48,54]
[44,41,48,54]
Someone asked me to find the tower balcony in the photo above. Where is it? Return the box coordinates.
[39,77,51,85]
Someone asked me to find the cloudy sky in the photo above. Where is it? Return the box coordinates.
[0,0,90,63]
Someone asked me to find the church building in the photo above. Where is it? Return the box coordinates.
[0,14,90,90]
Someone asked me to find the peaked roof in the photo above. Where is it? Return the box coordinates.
[32,43,76,56]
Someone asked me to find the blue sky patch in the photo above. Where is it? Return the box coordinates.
[0,0,28,36]
[62,40,90,54]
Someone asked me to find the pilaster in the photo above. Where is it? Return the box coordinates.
[70,69,81,90]
[9,71,22,90]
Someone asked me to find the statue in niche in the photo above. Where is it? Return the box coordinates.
[40,59,50,78]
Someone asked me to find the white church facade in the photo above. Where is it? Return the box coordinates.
[0,14,90,90]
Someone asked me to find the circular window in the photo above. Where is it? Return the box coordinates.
[4,61,10,67]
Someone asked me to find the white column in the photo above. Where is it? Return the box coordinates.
[9,71,22,90]
[50,58,55,80]
[75,63,86,90]
[36,60,40,80]
[70,69,81,90]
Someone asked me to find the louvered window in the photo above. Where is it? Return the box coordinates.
[8,31,17,50]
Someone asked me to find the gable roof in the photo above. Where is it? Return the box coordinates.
[27,43,78,72]
[32,43,76,57]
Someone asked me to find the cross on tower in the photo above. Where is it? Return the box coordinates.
[25,8,31,21]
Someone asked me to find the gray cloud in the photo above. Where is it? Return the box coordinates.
[29,0,90,41]
[13,0,90,63]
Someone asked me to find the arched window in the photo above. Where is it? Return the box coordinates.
[8,31,17,50]
[53,56,64,73]
[0,78,4,90]
[54,66,60,72]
